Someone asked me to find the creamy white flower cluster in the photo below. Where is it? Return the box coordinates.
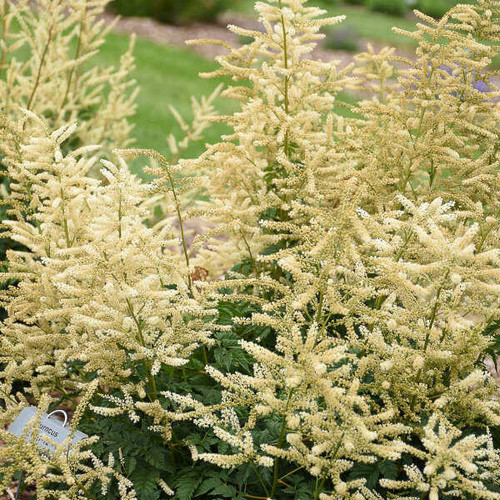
[165,0,499,497]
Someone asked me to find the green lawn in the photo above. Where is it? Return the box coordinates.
[92,33,234,177]
[324,3,418,49]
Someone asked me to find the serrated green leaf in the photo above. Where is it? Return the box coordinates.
[145,445,167,470]
[196,478,220,497]
[175,470,203,500]
[127,456,137,475]
[131,468,160,500]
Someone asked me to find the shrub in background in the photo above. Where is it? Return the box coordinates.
[0,0,499,499]
[110,0,234,24]
[324,26,361,52]
[108,0,152,17]
[366,0,409,15]
[417,0,471,18]
[331,0,458,18]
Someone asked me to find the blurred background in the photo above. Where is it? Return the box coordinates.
[109,0,470,24]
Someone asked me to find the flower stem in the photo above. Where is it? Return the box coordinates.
[126,298,158,401]
[269,390,293,497]
[278,0,290,159]
[27,4,59,111]
[250,462,270,498]
[313,476,326,500]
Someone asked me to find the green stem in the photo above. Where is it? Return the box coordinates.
[117,190,123,239]
[270,390,293,498]
[370,231,413,328]
[278,465,304,483]
[60,3,86,113]
[241,229,258,275]
[68,466,98,500]
[126,298,158,401]
[477,207,499,253]
[75,479,98,500]
[313,476,326,500]
[428,158,436,189]
[26,20,55,111]
[0,0,7,82]
[312,433,344,499]
[409,270,449,411]
[315,289,324,324]
[58,175,71,247]
[394,230,413,262]
[0,387,17,403]
[166,168,192,293]
[401,96,428,194]
[270,418,287,497]
[250,462,270,498]
[278,0,290,159]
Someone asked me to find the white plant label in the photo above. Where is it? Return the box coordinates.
[8,406,88,456]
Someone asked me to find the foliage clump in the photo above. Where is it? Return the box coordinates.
[0,0,498,498]
[110,0,234,25]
